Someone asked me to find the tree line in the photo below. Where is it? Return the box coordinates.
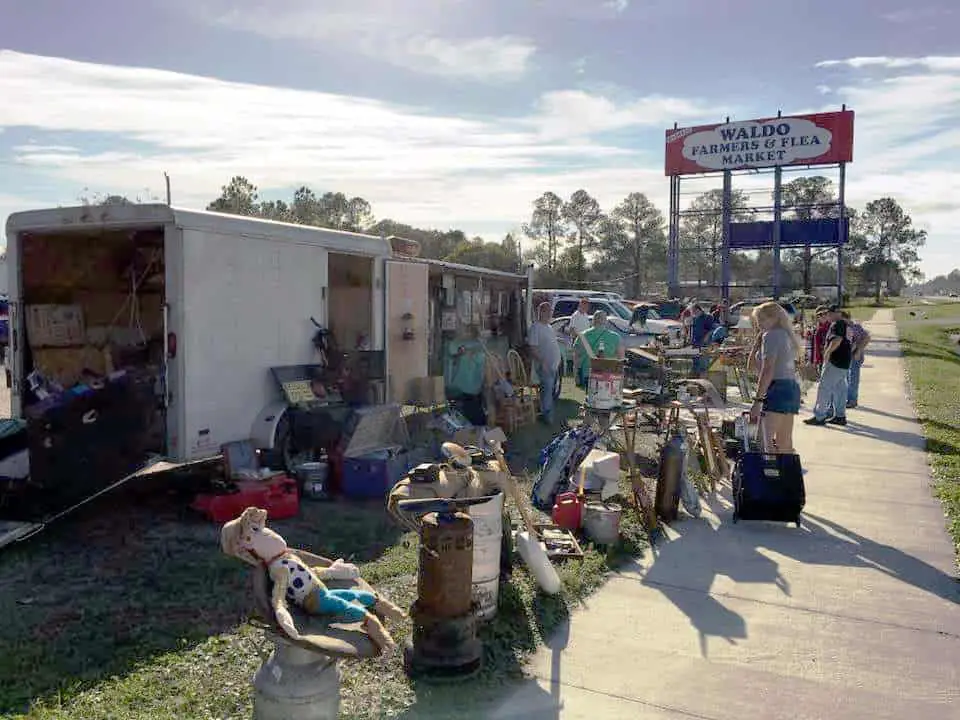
[204,174,931,301]
[204,176,522,273]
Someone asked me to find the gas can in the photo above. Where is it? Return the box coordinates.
[551,491,584,530]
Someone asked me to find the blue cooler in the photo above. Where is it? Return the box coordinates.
[337,404,416,499]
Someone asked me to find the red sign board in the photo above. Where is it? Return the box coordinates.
[664,110,854,176]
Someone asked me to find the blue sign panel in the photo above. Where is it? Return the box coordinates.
[729,218,848,250]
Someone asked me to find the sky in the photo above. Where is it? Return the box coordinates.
[1,0,958,278]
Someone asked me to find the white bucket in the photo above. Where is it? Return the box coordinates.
[583,501,622,545]
[468,491,504,621]
[586,370,624,410]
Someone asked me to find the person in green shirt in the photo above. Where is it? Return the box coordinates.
[574,311,624,387]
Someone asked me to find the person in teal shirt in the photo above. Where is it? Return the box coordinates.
[574,311,623,387]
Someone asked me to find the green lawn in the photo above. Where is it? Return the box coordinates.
[844,296,916,323]
[1,385,655,719]
[895,303,960,564]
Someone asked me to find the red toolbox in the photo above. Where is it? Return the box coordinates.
[191,475,300,523]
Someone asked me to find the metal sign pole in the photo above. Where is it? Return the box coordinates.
[721,170,732,303]
[837,162,846,303]
[773,165,782,298]
[668,175,680,297]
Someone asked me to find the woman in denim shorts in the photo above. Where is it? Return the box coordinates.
[748,301,803,453]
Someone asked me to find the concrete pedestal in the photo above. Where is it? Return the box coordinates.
[253,638,340,720]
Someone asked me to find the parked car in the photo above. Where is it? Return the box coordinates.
[728,299,799,326]
[550,296,683,345]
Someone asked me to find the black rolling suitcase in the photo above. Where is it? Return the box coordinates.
[732,416,805,527]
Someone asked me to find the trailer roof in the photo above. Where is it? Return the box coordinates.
[5,203,393,257]
[398,256,528,282]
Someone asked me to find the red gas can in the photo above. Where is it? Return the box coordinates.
[552,492,584,531]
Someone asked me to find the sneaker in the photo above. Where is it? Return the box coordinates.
[827,416,847,426]
[803,417,827,426]
[846,402,857,409]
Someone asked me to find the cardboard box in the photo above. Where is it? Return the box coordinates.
[26,305,85,347]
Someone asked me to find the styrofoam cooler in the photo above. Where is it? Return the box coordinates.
[467,491,504,621]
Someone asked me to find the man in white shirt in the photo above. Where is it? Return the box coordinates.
[527,301,562,424]
[567,297,591,340]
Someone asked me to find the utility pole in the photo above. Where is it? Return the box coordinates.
[164,172,172,205]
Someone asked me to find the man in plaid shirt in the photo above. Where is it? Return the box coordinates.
[840,310,871,408]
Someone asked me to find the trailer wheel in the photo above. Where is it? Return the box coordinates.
[274,414,316,474]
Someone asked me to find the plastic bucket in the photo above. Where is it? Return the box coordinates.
[468,491,504,621]
[296,461,329,500]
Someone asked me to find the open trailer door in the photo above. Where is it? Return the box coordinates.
[383,259,430,403]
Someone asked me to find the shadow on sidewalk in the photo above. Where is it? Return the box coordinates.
[624,499,958,660]
[636,513,765,657]
[841,420,960,456]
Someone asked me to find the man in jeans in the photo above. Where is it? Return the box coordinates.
[841,311,871,408]
[804,316,851,426]
[527,302,562,424]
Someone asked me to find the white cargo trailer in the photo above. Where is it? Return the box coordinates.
[4,203,390,470]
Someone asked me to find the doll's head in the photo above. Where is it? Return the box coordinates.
[221,506,270,567]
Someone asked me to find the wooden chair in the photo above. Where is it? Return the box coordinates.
[485,355,519,434]
[507,349,539,425]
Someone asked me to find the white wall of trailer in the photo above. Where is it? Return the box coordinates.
[177,227,331,459]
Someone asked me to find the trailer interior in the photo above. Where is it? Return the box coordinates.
[10,226,168,518]
[327,252,374,352]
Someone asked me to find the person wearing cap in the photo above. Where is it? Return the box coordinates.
[812,305,839,370]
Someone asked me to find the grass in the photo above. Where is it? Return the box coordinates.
[0,384,654,719]
[895,302,960,564]
[843,295,915,323]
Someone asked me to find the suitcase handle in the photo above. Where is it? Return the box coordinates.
[740,411,768,453]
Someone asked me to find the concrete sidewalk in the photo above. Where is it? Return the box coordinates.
[489,309,959,720]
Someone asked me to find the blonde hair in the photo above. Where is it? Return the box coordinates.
[220,506,267,567]
[752,301,802,357]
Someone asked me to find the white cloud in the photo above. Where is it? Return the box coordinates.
[881,8,955,23]
[816,56,960,71]
[604,0,630,13]
[0,50,692,228]
[2,49,960,278]
[196,2,535,82]
[527,90,708,139]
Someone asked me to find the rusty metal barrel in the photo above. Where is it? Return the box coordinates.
[417,511,474,618]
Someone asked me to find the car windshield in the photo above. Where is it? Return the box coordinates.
[607,301,633,320]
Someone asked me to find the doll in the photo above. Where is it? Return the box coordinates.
[221,507,407,651]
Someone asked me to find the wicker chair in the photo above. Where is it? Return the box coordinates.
[506,349,539,425]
